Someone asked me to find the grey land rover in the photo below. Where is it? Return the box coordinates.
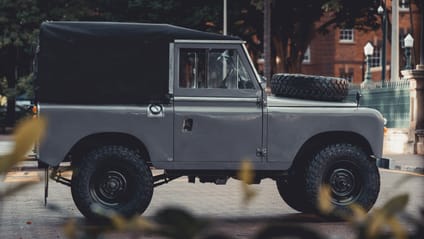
[35,21,384,219]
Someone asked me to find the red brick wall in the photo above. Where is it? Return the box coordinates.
[301,1,421,85]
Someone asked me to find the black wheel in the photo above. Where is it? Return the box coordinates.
[270,74,348,102]
[71,145,153,220]
[276,170,313,213]
[305,144,380,217]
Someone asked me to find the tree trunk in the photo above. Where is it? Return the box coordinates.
[272,35,284,73]
[5,46,17,127]
[263,0,272,85]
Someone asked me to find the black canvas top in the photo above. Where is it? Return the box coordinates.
[36,21,240,104]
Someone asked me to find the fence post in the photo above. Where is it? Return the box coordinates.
[402,65,424,154]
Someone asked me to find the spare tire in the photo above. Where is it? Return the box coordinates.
[270,74,348,102]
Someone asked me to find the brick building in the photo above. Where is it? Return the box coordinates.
[301,0,422,85]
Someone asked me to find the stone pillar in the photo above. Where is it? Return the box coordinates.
[402,65,424,154]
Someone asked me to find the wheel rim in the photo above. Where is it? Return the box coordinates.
[90,167,132,207]
[325,161,361,205]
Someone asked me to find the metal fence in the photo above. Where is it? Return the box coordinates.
[347,80,410,128]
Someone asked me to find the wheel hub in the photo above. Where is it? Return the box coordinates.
[98,171,127,201]
[329,168,356,198]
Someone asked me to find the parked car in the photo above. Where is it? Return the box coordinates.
[35,21,384,220]
[0,104,32,127]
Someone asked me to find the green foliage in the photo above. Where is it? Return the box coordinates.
[317,182,423,239]
[127,0,225,32]
[16,73,34,99]
[319,0,380,33]
[0,0,40,48]
[0,77,7,98]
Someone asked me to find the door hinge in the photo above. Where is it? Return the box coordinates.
[257,96,266,107]
[256,147,267,157]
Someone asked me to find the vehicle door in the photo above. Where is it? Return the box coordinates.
[172,42,264,169]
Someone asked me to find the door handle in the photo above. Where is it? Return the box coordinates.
[182,118,193,132]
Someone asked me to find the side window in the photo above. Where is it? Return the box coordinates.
[179,48,254,89]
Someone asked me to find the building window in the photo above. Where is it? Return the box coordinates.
[399,0,410,11]
[340,68,354,83]
[339,29,354,43]
[302,46,311,64]
[369,46,381,68]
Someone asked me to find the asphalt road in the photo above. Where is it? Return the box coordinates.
[0,169,423,239]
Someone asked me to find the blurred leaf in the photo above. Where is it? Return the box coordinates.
[318,185,333,214]
[109,213,157,232]
[237,160,257,205]
[110,214,127,231]
[63,219,77,239]
[393,175,415,189]
[0,181,34,199]
[387,217,407,239]
[12,117,46,159]
[238,160,254,184]
[254,224,324,239]
[366,195,409,238]
[348,204,367,223]
[0,117,46,173]
[381,194,409,217]
[366,209,386,238]
[154,207,208,239]
[203,235,235,239]
[127,216,158,232]
[240,183,257,206]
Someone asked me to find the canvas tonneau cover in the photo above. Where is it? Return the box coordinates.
[36,21,239,104]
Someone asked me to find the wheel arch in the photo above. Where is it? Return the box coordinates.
[290,131,374,170]
[67,132,151,166]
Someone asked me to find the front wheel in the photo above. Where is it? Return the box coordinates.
[305,144,380,217]
[71,145,153,220]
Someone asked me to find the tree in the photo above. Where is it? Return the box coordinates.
[0,0,101,125]
[0,0,41,125]
[241,0,381,74]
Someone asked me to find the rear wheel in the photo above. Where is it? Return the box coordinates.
[71,145,153,220]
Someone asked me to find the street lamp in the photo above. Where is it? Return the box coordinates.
[404,33,414,69]
[377,2,387,86]
[223,0,227,35]
[362,42,374,89]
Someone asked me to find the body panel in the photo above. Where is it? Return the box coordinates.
[39,98,384,171]
[39,104,174,167]
[173,97,263,165]
[266,105,384,169]
[266,96,384,168]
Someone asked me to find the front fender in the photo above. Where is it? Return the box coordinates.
[266,106,384,168]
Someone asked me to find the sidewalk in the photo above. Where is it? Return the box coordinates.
[0,135,423,174]
[383,154,424,174]
[0,135,38,171]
